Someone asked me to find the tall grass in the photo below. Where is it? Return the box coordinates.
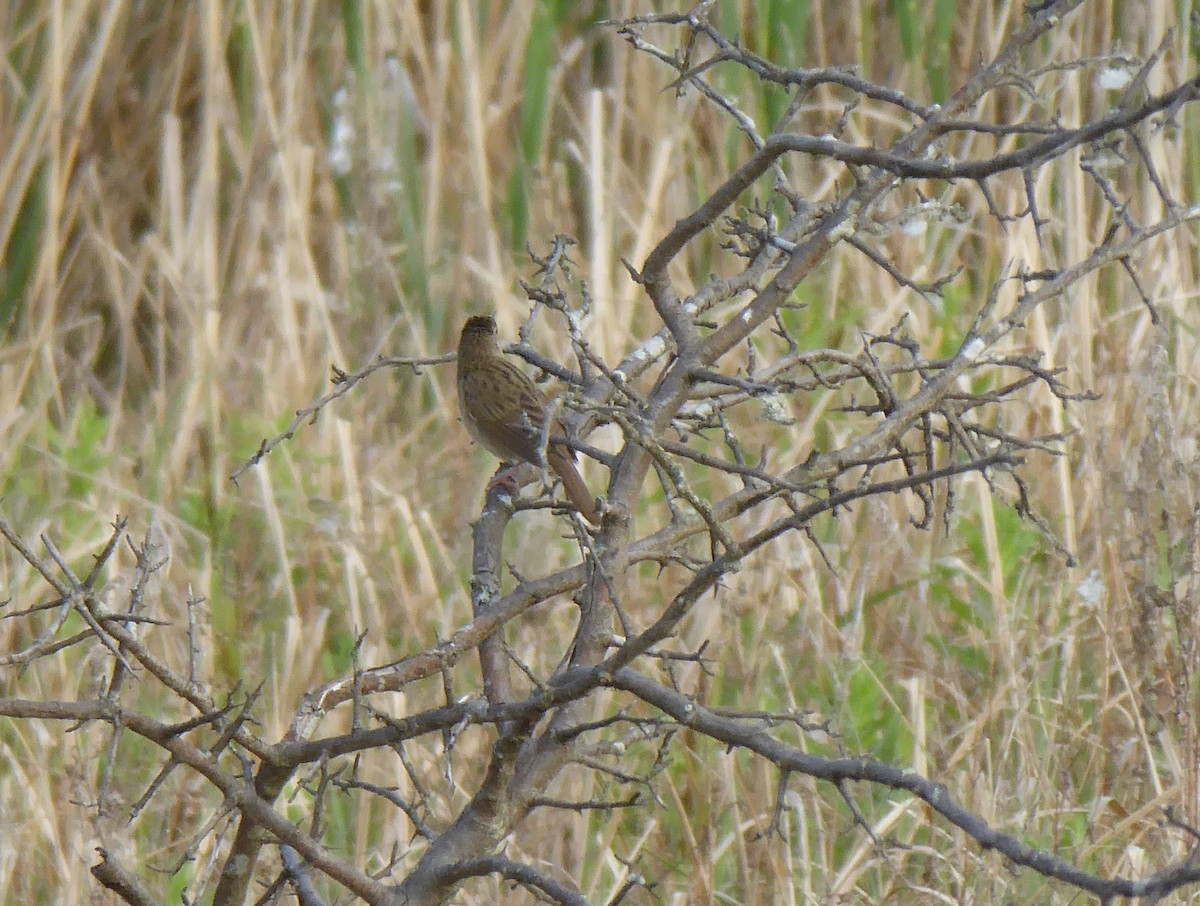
[0,1,1197,902]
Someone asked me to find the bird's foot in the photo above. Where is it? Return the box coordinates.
[486,463,523,496]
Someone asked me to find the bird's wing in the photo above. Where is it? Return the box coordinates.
[463,362,556,463]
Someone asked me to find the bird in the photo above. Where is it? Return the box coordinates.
[456,315,600,524]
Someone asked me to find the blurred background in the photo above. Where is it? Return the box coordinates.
[1,2,1197,902]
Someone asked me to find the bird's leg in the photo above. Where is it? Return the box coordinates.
[486,462,523,495]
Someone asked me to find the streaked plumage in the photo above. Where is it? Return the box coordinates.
[456,315,599,524]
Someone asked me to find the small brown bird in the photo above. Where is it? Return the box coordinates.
[456,315,599,524]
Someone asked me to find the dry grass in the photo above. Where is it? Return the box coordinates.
[0,1,1197,903]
